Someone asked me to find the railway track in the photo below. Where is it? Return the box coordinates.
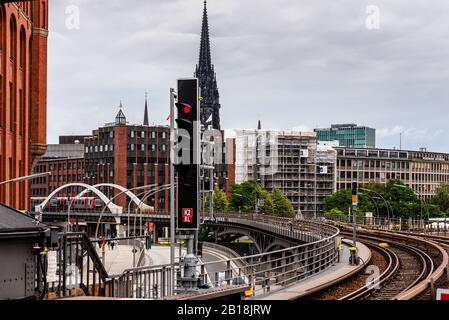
[338,232,434,300]
[303,222,448,300]
[338,226,448,300]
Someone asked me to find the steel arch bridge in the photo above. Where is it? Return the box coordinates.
[76,183,154,212]
[34,183,123,214]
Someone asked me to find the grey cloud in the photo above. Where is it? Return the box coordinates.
[48,0,449,152]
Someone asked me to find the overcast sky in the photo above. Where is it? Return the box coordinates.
[48,0,449,152]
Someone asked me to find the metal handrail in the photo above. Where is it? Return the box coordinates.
[104,214,339,299]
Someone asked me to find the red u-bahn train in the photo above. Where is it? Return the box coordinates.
[30,197,103,211]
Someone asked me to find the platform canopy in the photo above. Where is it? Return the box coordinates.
[0,204,47,236]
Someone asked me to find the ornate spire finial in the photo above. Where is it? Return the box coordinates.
[198,0,211,71]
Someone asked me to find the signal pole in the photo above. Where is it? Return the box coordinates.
[169,88,176,292]
[350,181,359,265]
[174,78,200,290]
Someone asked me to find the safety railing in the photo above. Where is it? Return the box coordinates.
[45,232,110,298]
[325,214,449,233]
[106,215,340,299]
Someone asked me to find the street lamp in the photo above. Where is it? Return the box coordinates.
[0,172,52,218]
[0,172,52,186]
[360,187,393,220]
[359,192,380,219]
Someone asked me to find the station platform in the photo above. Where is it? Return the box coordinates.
[259,239,371,300]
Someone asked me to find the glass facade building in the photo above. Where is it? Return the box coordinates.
[314,124,375,148]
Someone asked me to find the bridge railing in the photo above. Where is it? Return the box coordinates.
[105,215,340,299]
[324,214,449,233]
[45,232,110,298]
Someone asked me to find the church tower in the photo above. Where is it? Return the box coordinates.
[194,1,221,130]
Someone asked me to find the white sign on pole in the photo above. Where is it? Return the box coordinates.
[319,166,328,174]
[46,251,58,283]
[300,149,309,158]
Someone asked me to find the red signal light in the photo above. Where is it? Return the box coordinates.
[176,103,192,115]
[183,105,192,114]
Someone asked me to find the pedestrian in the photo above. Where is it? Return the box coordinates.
[111,239,115,251]
[288,220,293,232]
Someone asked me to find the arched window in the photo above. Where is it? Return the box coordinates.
[19,27,26,69]
[41,2,46,28]
[9,15,17,61]
[0,6,3,51]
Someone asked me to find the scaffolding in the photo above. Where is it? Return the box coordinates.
[235,130,337,218]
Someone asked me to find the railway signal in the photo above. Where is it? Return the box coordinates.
[349,181,359,265]
[174,78,200,231]
[173,78,201,290]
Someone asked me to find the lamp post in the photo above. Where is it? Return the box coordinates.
[0,172,52,219]
[360,187,393,220]
[359,192,379,224]
[0,171,52,186]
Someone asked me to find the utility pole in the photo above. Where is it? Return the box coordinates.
[350,181,359,265]
[169,88,176,291]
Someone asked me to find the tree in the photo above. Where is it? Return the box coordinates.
[324,208,349,222]
[365,182,386,195]
[323,189,373,216]
[384,179,418,203]
[271,188,294,218]
[257,188,274,214]
[228,181,292,215]
[229,181,258,212]
[213,188,229,211]
[430,184,449,213]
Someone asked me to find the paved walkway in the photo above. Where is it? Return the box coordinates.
[98,245,186,275]
[97,244,140,275]
[258,240,371,300]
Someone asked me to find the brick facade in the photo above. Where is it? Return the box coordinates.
[0,2,48,211]
[84,110,171,212]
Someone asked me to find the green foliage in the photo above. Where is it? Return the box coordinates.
[324,208,349,222]
[430,185,449,213]
[323,189,373,215]
[384,180,418,203]
[229,181,260,212]
[197,228,210,241]
[325,179,446,219]
[228,181,293,216]
[213,188,229,211]
[271,188,295,217]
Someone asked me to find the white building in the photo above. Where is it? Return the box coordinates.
[235,129,337,218]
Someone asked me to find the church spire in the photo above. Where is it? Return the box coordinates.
[257,120,262,130]
[143,92,149,126]
[195,0,221,130]
[199,0,212,71]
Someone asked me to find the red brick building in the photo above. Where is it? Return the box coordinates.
[30,142,85,199]
[84,105,170,211]
[0,2,48,210]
